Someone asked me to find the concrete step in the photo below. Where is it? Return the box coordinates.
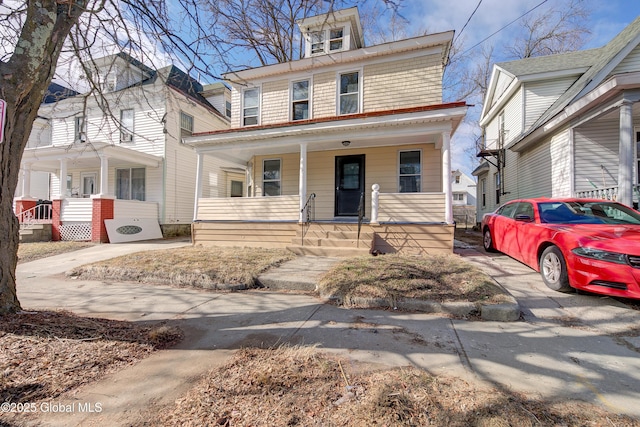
[286,245,371,257]
[257,256,342,291]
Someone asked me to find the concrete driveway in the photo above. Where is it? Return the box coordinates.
[10,240,640,425]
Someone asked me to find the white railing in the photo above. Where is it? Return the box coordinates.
[575,185,640,202]
[17,203,53,226]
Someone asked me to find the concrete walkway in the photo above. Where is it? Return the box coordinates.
[10,240,640,425]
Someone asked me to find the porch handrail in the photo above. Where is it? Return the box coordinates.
[300,193,316,245]
[17,203,53,227]
[357,191,364,248]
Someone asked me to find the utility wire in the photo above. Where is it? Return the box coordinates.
[458,0,550,55]
[454,0,483,44]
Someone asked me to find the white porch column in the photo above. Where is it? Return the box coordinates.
[442,130,453,224]
[97,155,110,197]
[618,99,634,207]
[58,159,67,199]
[370,184,380,225]
[298,142,307,223]
[18,164,32,199]
[193,152,204,221]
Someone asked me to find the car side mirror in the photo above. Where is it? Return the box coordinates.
[515,214,533,222]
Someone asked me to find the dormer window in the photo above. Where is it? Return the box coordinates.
[329,28,344,51]
[98,71,117,92]
[311,31,324,54]
[243,87,260,126]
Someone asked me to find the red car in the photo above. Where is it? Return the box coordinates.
[481,198,640,300]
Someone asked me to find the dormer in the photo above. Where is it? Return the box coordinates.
[91,53,154,93]
[297,7,364,57]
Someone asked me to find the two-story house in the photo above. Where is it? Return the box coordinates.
[185,7,468,256]
[14,53,231,242]
[475,16,640,221]
[451,169,476,228]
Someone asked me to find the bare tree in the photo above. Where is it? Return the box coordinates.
[0,0,403,314]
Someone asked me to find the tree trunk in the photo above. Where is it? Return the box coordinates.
[0,0,82,314]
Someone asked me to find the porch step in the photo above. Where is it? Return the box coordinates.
[19,223,52,243]
[286,245,372,257]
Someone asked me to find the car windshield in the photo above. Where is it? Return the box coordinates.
[538,201,640,225]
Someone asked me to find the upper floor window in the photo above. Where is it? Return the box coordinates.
[339,71,359,115]
[329,28,344,51]
[75,116,86,143]
[455,175,460,184]
[399,150,421,193]
[243,88,260,126]
[180,111,194,138]
[310,31,325,54]
[225,100,232,118]
[292,80,309,121]
[120,109,134,143]
[481,178,487,207]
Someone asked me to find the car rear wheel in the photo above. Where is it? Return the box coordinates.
[483,227,497,253]
[540,246,572,292]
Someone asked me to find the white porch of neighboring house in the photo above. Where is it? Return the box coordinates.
[15,142,162,242]
[187,104,466,256]
[511,75,640,208]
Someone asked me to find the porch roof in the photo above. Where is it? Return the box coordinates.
[185,103,468,163]
[22,141,162,172]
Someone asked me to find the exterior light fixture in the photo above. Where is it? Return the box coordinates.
[342,140,351,146]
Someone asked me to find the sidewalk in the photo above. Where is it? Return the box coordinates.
[11,242,640,425]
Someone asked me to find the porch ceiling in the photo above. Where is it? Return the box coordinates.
[186,105,467,164]
[22,141,162,172]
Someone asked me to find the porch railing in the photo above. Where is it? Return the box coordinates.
[300,193,316,245]
[17,203,53,227]
[357,191,365,247]
[575,185,640,203]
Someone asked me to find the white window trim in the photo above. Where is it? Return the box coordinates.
[262,158,282,196]
[336,69,363,116]
[116,167,146,201]
[75,116,86,143]
[328,27,345,52]
[242,86,261,127]
[398,149,422,193]
[290,78,312,122]
[180,111,194,138]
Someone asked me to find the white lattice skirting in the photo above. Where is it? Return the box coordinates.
[60,223,92,241]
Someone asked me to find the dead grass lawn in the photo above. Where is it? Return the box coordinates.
[18,241,95,263]
[318,253,510,306]
[68,246,296,290]
[134,345,639,427]
[0,310,181,404]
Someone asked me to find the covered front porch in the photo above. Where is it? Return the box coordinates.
[15,142,162,242]
[187,104,466,255]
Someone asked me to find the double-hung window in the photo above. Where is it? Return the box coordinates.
[329,28,344,51]
[180,112,194,138]
[399,150,421,193]
[263,159,281,196]
[292,80,309,121]
[120,109,134,143]
[116,168,145,201]
[75,116,86,143]
[243,88,260,126]
[310,31,324,54]
[339,71,359,115]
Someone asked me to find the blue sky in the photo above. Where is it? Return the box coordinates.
[396,0,640,176]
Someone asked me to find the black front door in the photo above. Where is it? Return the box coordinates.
[335,155,365,216]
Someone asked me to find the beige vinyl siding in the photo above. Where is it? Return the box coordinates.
[193,221,299,248]
[376,193,445,222]
[523,77,576,130]
[27,120,52,148]
[573,118,619,193]
[261,80,289,124]
[197,195,299,221]
[230,89,242,128]
[363,54,442,112]
[253,143,440,220]
[612,44,640,74]
[312,71,336,118]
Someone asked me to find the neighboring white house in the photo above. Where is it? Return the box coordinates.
[451,169,476,206]
[185,7,468,256]
[14,53,231,242]
[474,16,640,221]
